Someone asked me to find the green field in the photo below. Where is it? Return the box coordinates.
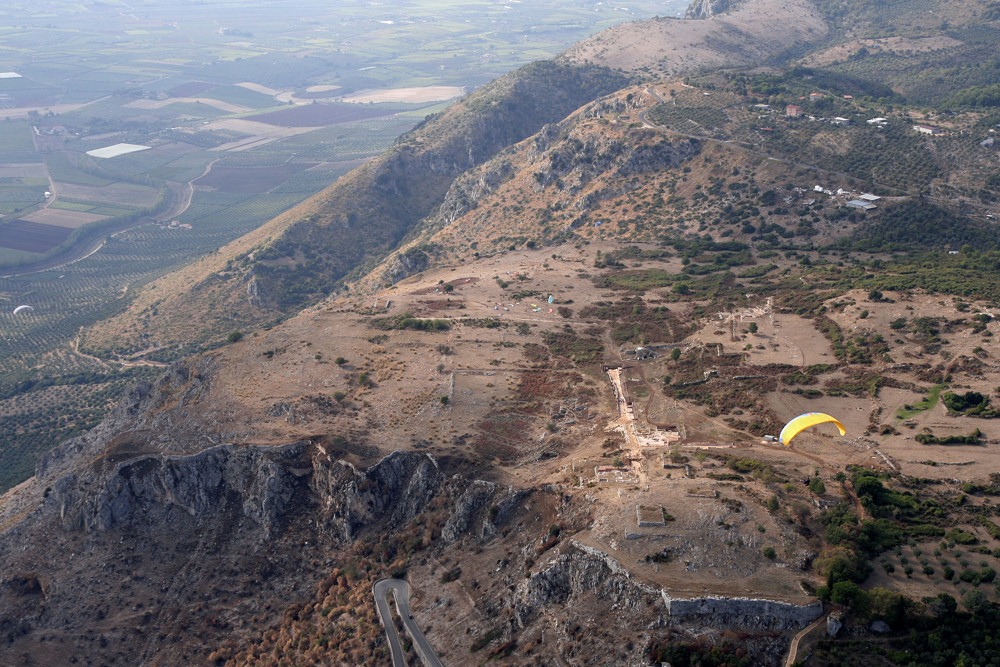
[43,153,113,187]
[0,247,39,264]
[49,200,96,212]
[0,121,35,152]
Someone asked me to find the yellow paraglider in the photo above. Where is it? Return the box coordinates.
[779,412,845,446]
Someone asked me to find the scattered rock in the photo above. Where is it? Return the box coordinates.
[871,619,891,634]
[827,612,843,637]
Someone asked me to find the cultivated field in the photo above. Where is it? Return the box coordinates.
[245,104,398,128]
[53,183,160,208]
[193,164,312,193]
[124,98,251,113]
[342,86,465,103]
[20,208,106,229]
[0,221,71,252]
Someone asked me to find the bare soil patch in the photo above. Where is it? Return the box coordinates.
[410,276,479,295]
[802,35,965,67]
[235,82,281,96]
[341,86,464,104]
[0,220,70,252]
[21,208,106,229]
[202,119,316,146]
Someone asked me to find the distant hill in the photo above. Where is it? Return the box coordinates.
[561,0,828,76]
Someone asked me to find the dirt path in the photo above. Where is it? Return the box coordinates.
[615,360,836,474]
[784,610,828,667]
[72,331,170,368]
[605,366,650,486]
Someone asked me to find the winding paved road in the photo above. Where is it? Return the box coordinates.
[373,578,444,667]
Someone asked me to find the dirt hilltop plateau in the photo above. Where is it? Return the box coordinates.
[9,239,1000,664]
[5,0,1000,664]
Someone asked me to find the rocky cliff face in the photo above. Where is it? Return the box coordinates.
[35,356,220,484]
[56,441,312,535]
[517,543,658,620]
[664,593,823,630]
[0,346,826,665]
[0,356,538,665]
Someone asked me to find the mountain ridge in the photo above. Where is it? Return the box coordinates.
[80,0,843,361]
[5,1,1000,664]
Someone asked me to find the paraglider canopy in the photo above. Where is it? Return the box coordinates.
[12,305,33,315]
[779,412,845,446]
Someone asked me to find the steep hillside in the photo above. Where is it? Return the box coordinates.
[7,1,1000,665]
[18,0,996,506]
[794,0,1000,105]
[367,74,999,285]
[567,0,1000,105]
[80,62,629,360]
[80,0,836,362]
[81,0,1000,363]
[13,234,1000,663]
